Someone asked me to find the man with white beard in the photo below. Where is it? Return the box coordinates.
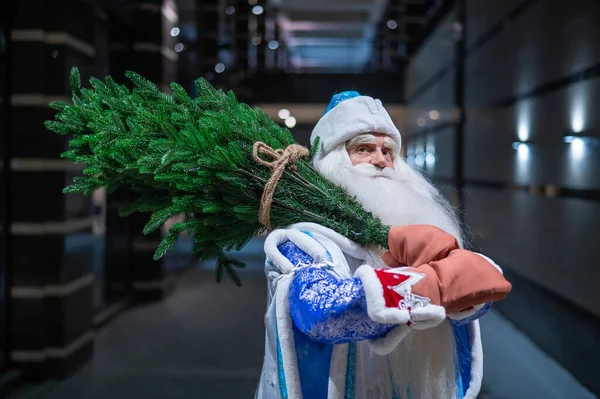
[256,91,511,399]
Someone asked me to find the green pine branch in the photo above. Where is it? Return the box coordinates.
[45,67,390,287]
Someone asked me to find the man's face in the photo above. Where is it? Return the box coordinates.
[346,133,395,169]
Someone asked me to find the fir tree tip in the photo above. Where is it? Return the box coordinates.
[309,136,321,162]
[69,67,81,96]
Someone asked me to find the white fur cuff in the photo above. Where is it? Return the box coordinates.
[356,265,446,356]
[409,305,446,330]
[355,265,411,325]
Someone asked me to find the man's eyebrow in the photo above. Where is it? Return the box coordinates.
[382,137,397,151]
[346,134,377,148]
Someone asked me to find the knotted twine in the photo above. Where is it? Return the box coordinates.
[252,142,309,228]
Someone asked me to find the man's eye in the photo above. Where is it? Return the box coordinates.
[357,147,369,153]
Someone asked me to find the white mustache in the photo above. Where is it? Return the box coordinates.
[346,163,398,179]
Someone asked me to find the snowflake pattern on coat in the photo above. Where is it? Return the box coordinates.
[280,240,395,344]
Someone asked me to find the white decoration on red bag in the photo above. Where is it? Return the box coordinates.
[382,268,431,309]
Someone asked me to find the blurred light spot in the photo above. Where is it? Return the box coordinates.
[429,110,440,120]
[278,109,290,119]
[417,117,426,127]
[52,50,59,58]
[570,85,586,133]
[225,6,235,15]
[517,101,530,142]
[425,153,436,165]
[570,137,585,160]
[387,20,398,29]
[268,40,279,50]
[205,72,215,81]
[415,144,424,155]
[284,116,297,128]
[415,154,425,167]
[252,5,264,15]
[174,43,185,53]
[514,142,530,183]
[162,3,178,23]
[251,36,262,45]
[564,136,575,144]
[215,63,225,73]
[518,121,529,142]
[426,140,435,154]
[170,27,180,37]
[571,108,584,133]
[516,143,529,162]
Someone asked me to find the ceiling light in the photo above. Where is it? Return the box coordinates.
[284,116,297,128]
[571,138,585,160]
[278,109,290,119]
[425,153,436,165]
[415,154,424,167]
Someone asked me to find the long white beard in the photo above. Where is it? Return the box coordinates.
[314,146,463,246]
[314,146,462,398]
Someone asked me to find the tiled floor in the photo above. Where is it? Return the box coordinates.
[479,311,596,399]
[9,239,269,399]
[8,238,596,399]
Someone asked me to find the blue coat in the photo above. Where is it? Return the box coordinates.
[256,223,491,399]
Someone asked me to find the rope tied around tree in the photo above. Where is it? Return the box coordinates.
[252,142,309,228]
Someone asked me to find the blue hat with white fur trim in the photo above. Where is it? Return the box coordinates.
[311,91,402,161]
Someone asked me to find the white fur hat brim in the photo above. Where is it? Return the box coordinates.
[310,96,402,160]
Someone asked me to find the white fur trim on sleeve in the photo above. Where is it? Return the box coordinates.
[289,222,370,261]
[408,304,446,330]
[264,228,330,274]
[355,265,411,325]
[264,230,296,274]
[286,229,330,263]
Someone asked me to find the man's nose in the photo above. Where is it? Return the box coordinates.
[370,149,388,168]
